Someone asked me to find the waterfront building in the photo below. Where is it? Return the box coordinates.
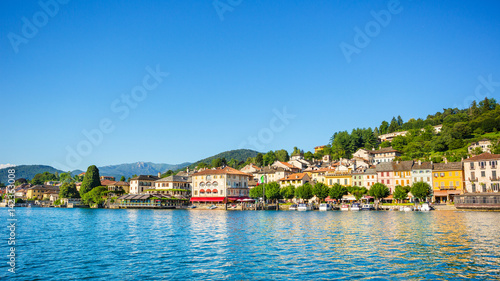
[325,171,352,187]
[190,167,253,204]
[26,185,59,200]
[432,161,464,203]
[278,173,311,188]
[463,152,500,193]
[129,175,160,194]
[352,171,364,187]
[149,175,191,198]
[411,161,433,187]
[393,161,414,187]
[468,139,492,154]
[361,168,377,189]
[376,162,395,192]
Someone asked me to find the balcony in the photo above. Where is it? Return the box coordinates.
[438,186,457,190]
[468,177,478,182]
[490,176,500,182]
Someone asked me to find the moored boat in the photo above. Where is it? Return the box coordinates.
[297,203,312,211]
[403,206,413,212]
[289,204,298,211]
[361,204,374,211]
[351,203,361,211]
[340,204,349,211]
[319,203,331,211]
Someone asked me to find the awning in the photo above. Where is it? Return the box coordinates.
[227,197,252,201]
[433,190,462,196]
[190,197,226,202]
[342,195,356,201]
[325,196,335,202]
[212,189,218,193]
[199,189,205,193]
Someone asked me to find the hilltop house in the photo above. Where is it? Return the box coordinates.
[468,139,492,154]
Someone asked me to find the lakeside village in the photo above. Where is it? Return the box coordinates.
[3,135,500,211]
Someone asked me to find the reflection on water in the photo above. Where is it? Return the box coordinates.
[1,209,499,280]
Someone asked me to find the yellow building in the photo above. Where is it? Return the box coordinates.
[393,161,414,187]
[26,185,59,200]
[314,145,326,154]
[432,162,464,203]
[325,171,352,186]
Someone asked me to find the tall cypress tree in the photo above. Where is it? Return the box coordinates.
[79,165,101,196]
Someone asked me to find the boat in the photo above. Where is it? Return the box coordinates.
[297,203,312,211]
[187,205,197,209]
[340,204,350,211]
[207,205,217,210]
[361,204,374,211]
[289,204,298,211]
[399,206,405,211]
[319,203,331,211]
[420,203,431,211]
[351,203,361,211]
[403,206,413,212]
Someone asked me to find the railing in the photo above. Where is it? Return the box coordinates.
[469,177,478,182]
[490,176,500,181]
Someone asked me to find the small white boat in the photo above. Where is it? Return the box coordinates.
[207,205,217,210]
[399,206,405,211]
[351,203,361,211]
[187,205,197,209]
[340,204,349,211]
[297,203,312,211]
[289,204,298,211]
[319,203,331,211]
[403,206,413,212]
[420,203,431,212]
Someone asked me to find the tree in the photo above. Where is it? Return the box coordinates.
[388,117,399,133]
[313,183,330,202]
[393,185,410,203]
[350,186,368,201]
[59,172,72,183]
[471,147,483,156]
[295,183,313,201]
[249,186,263,199]
[368,183,390,202]
[255,153,264,167]
[265,182,282,203]
[411,182,431,202]
[380,141,391,148]
[275,149,290,162]
[379,121,389,135]
[79,165,101,197]
[263,151,277,166]
[81,186,108,206]
[329,183,348,201]
[211,158,223,168]
[120,176,126,182]
[304,151,314,161]
[280,185,295,201]
[292,147,301,156]
[59,182,80,199]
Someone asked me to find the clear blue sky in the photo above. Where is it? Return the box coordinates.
[1,0,500,171]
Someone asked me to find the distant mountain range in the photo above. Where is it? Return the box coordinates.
[0,149,260,183]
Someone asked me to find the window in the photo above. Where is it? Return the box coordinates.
[456,181,460,187]
[481,171,485,177]
[449,172,452,177]
[470,163,474,169]
[396,180,399,185]
[450,181,453,187]
[427,177,430,182]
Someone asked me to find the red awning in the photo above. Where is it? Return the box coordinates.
[206,190,212,193]
[212,189,218,193]
[325,196,335,202]
[190,197,226,202]
[199,189,205,193]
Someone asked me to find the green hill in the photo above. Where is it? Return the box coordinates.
[184,149,260,170]
[0,165,65,183]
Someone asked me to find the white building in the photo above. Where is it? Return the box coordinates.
[129,175,160,194]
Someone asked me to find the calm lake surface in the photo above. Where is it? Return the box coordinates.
[1,208,499,280]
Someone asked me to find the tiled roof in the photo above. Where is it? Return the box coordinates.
[433,162,462,171]
[155,175,189,183]
[413,162,433,170]
[279,173,308,181]
[393,161,414,171]
[192,167,252,177]
[130,175,160,181]
[280,161,299,169]
[463,152,500,162]
[370,147,400,154]
[375,162,394,172]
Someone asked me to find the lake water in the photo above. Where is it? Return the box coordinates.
[1,208,499,280]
